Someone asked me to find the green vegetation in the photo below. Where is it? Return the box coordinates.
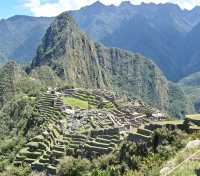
[62,97,91,109]
[170,155,200,176]
[0,95,37,173]
[178,72,200,113]
[58,156,91,176]
[167,83,187,119]
[31,66,62,88]
[53,128,190,176]
[152,120,184,125]
[161,140,200,176]
[173,163,200,176]
[186,114,200,120]
[1,165,31,176]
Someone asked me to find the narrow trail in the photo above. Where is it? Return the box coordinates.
[165,149,200,176]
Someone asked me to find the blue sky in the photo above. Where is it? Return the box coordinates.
[0,1,31,19]
[1,0,200,19]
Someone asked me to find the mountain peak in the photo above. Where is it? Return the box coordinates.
[56,12,76,26]
[87,1,106,9]
[79,1,106,13]
[32,12,82,68]
[92,1,105,7]
[120,1,132,7]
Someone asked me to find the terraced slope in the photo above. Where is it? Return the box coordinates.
[13,91,68,174]
[13,88,168,175]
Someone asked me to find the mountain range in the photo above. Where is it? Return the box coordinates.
[1,2,200,81]
[71,1,200,81]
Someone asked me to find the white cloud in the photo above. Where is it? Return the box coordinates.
[24,0,200,17]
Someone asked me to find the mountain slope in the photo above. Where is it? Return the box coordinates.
[31,12,187,117]
[180,23,200,77]
[0,61,22,108]
[70,2,200,80]
[0,15,54,63]
[179,72,200,113]
[101,14,180,79]
[0,61,46,109]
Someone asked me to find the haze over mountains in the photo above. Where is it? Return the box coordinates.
[0,1,200,81]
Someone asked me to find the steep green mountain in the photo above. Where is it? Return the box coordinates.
[179,72,200,113]
[0,15,53,63]
[0,61,21,108]
[31,12,187,118]
[0,61,46,109]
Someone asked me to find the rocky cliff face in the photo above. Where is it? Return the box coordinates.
[31,12,186,116]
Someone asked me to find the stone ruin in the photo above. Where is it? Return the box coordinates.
[13,88,168,175]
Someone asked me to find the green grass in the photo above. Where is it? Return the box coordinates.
[186,114,200,120]
[189,125,200,130]
[151,120,184,125]
[62,97,93,109]
[161,140,200,176]
[170,152,200,176]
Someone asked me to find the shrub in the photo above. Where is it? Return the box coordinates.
[91,169,109,176]
[29,171,46,176]
[1,165,31,176]
[58,156,91,176]
[92,154,116,170]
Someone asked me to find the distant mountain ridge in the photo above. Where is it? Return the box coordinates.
[1,2,200,81]
[0,15,54,63]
